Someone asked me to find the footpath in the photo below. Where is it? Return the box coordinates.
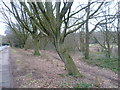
[0,47,13,88]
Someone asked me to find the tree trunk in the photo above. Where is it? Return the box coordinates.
[105,17,111,58]
[55,42,83,77]
[85,0,90,59]
[105,49,111,58]
[118,28,120,60]
[118,1,120,60]
[33,38,40,56]
[79,31,85,55]
[106,45,111,58]
[85,33,89,59]
[106,33,111,58]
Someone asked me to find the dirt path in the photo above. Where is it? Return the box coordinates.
[43,50,118,88]
[10,48,118,88]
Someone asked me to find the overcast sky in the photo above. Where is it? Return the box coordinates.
[0,0,118,36]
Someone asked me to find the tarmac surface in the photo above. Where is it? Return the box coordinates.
[0,46,13,88]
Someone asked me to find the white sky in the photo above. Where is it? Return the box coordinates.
[0,0,10,36]
[0,0,118,36]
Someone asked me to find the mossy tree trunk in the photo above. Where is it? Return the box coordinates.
[55,41,83,77]
[33,37,40,56]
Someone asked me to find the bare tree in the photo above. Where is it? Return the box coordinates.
[84,0,104,59]
[93,1,117,58]
[0,4,29,48]
[20,1,86,77]
[85,0,91,59]
[2,1,46,55]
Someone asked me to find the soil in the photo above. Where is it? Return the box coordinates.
[10,48,118,88]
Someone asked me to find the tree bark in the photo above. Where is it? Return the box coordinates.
[106,40,111,58]
[118,1,120,60]
[118,28,120,59]
[85,32,89,59]
[79,31,85,54]
[118,31,120,60]
[33,38,40,56]
[107,48,111,58]
[85,0,90,59]
[55,42,83,77]
[106,28,111,58]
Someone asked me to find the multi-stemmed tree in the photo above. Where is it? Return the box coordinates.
[20,1,82,77]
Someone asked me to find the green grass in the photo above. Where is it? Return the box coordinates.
[82,52,119,73]
[73,82,93,88]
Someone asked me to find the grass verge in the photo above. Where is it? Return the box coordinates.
[82,52,119,73]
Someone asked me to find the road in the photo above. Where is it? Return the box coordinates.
[0,46,13,88]
[0,46,7,51]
